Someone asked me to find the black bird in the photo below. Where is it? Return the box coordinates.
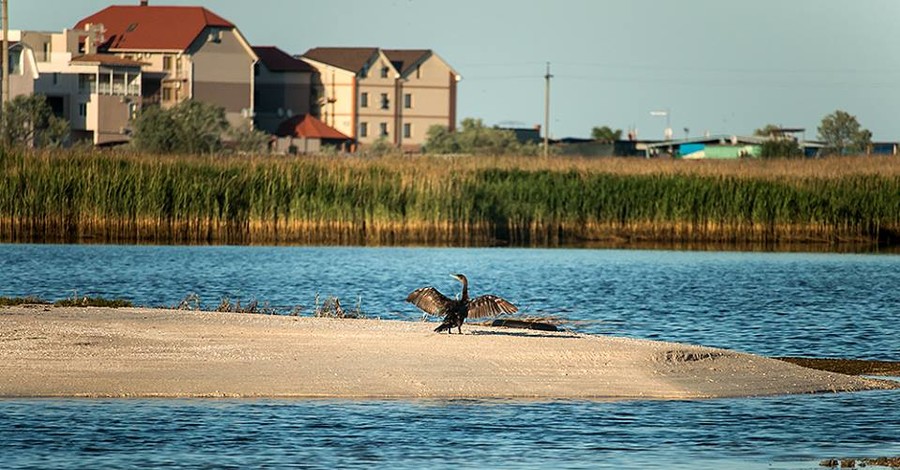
[406,273,518,334]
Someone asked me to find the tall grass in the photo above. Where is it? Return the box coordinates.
[1,148,899,247]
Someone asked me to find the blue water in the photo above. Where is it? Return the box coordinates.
[1,244,899,469]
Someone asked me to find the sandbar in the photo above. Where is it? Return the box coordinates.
[0,306,895,399]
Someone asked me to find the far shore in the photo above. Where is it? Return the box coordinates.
[0,306,896,399]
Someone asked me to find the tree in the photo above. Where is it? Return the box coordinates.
[423,118,537,156]
[591,125,622,143]
[754,124,784,137]
[0,94,70,148]
[817,110,872,156]
[754,124,802,159]
[760,139,802,159]
[229,123,271,154]
[132,100,229,154]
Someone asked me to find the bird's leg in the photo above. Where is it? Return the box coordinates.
[458,325,463,334]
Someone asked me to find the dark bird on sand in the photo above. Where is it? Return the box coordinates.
[406,274,518,334]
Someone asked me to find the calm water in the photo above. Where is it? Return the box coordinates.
[1,244,899,469]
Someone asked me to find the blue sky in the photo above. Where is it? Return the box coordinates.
[13,0,900,140]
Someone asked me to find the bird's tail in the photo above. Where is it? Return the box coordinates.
[434,322,452,333]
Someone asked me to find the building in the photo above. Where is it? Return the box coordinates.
[74,0,257,128]
[252,46,314,135]
[274,113,352,154]
[300,47,460,150]
[644,135,765,159]
[11,27,143,145]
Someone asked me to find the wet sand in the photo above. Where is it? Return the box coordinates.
[0,306,895,399]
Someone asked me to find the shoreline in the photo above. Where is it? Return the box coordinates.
[1,306,896,400]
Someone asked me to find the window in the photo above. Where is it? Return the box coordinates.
[404,93,412,109]
[360,122,368,138]
[162,87,172,102]
[163,56,172,71]
[360,65,368,78]
[416,65,421,79]
[360,92,368,108]
[403,123,412,139]
[78,103,87,117]
[52,73,59,86]
[379,122,388,137]
[43,42,51,61]
[175,57,183,76]
[380,93,389,110]
[381,66,389,78]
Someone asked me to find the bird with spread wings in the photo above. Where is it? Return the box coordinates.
[406,273,518,334]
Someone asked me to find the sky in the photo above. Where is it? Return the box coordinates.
[12,0,900,141]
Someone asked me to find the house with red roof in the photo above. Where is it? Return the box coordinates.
[74,0,258,128]
[300,47,460,151]
[273,113,352,154]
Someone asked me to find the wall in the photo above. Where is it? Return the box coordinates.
[254,64,312,134]
[396,53,455,149]
[356,54,399,145]
[189,27,254,128]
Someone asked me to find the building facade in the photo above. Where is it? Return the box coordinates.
[252,46,314,135]
[300,47,459,150]
[74,1,257,128]
[10,27,143,145]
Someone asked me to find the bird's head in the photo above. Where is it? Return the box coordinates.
[450,273,468,285]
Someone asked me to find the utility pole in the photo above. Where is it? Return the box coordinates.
[1,0,9,116]
[543,62,552,158]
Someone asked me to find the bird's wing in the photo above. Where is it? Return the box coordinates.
[467,295,518,319]
[406,287,454,316]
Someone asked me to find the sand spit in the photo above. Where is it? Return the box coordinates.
[0,306,895,399]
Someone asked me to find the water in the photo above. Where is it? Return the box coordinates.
[1,244,898,359]
[1,244,899,468]
[0,394,898,470]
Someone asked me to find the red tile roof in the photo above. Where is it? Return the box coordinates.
[253,46,313,73]
[301,47,379,73]
[74,5,235,52]
[276,114,350,140]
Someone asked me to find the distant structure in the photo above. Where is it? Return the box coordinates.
[300,47,460,151]
[74,1,258,128]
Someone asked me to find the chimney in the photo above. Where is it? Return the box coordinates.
[140,0,149,6]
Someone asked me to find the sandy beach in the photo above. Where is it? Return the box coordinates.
[0,305,895,399]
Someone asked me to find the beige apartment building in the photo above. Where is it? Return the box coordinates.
[9,27,143,145]
[300,47,460,150]
[74,1,257,128]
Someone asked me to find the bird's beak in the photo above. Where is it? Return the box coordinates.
[450,273,461,281]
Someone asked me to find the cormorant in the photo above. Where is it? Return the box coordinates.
[406,274,518,334]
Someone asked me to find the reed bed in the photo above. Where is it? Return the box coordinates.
[1,148,899,248]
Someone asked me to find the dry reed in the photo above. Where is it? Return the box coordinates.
[1,148,898,248]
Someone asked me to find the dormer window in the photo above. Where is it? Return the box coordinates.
[381,66,389,78]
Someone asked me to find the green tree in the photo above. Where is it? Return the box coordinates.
[759,139,802,159]
[229,123,271,154]
[424,118,527,156]
[0,94,70,148]
[754,124,784,137]
[424,124,460,154]
[591,125,622,143]
[817,110,872,156]
[132,100,229,154]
